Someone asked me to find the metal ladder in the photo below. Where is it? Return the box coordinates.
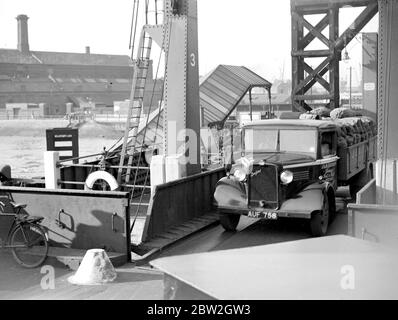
[117,31,153,185]
[117,0,164,186]
[115,0,167,241]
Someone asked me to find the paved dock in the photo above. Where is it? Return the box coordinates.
[0,251,163,300]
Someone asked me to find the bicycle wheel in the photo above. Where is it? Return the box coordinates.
[10,223,48,268]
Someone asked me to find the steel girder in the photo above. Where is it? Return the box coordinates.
[291,0,378,112]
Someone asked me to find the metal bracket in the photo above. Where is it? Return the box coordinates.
[55,209,66,229]
[112,212,118,233]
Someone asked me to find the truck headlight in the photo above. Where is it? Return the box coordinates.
[280,170,293,185]
[233,168,247,182]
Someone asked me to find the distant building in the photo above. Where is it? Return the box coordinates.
[340,91,363,109]
[0,14,162,118]
[271,79,292,96]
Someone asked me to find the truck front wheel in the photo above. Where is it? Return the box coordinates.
[310,194,329,237]
[219,213,240,232]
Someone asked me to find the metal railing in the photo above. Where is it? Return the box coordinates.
[0,113,68,120]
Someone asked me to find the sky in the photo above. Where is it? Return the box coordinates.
[0,0,378,82]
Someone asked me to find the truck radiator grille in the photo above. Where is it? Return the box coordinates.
[249,165,278,209]
[293,170,310,181]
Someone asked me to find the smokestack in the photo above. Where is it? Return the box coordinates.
[16,14,30,54]
[85,46,90,54]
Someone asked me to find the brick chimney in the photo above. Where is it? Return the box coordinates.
[16,14,30,54]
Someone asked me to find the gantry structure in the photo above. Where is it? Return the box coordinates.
[290,0,379,111]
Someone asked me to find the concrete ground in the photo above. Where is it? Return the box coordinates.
[0,191,350,300]
[0,251,163,300]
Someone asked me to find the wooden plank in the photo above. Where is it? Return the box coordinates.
[292,0,373,9]
[335,2,379,51]
[301,14,330,48]
[292,49,331,57]
[303,62,330,91]
[329,5,340,109]
[293,13,331,47]
[302,64,329,94]
[295,94,333,101]
[291,5,305,111]
[294,56,332,94]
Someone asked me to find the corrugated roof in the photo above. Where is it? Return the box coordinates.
[200,65,272,126]
[0,49,132,66]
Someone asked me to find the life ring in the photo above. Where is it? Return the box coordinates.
[84,171,119,191]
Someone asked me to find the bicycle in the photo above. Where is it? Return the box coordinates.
[0,201,49,268]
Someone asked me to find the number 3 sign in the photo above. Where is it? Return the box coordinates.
[190,53,196,67]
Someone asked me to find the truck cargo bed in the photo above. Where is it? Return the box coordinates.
[337,136,377,181]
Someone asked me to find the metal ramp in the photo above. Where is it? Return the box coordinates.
[131,212,219,263]
[129,167,225,263]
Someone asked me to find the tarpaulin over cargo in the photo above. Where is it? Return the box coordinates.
[199,65,272,127]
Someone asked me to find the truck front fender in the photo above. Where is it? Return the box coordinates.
[214,177,247,209]
[280,182,332,215]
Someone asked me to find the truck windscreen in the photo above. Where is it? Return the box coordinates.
[244,129,278,152]
[279,130,317,157]
[244,128,317,157]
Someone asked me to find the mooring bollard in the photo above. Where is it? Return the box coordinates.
[68,249,117,286]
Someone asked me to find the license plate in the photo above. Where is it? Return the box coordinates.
[247,210,278,220]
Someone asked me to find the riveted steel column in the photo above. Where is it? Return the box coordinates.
[362,32,378,119]
[163,0,201,177]
[377,0,398,204]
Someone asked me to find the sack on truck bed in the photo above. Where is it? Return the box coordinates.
[333,116,376,148]
[299,113,320,120]
[330,107,362,120]
[311,107,331,118]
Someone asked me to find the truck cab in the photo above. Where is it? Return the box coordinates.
[214,119,342,236]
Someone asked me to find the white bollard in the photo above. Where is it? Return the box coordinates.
[44,151,60,189]
[165,154,187,183]
[68,249,117,286]
[150,155,166,194]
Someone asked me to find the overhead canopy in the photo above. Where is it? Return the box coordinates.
[199,65,272,127]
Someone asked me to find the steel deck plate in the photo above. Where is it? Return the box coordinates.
[151,235,398,300]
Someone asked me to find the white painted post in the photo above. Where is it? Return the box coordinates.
[165,154,187,183]
[376,159,398,204]
[44,151,60,189]
[150,155,166,194]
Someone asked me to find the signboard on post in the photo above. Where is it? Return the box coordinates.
[46,128,79,164]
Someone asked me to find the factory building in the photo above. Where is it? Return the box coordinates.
[0,14,162,119]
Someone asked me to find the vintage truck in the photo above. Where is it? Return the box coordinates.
[213,118,377,236]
